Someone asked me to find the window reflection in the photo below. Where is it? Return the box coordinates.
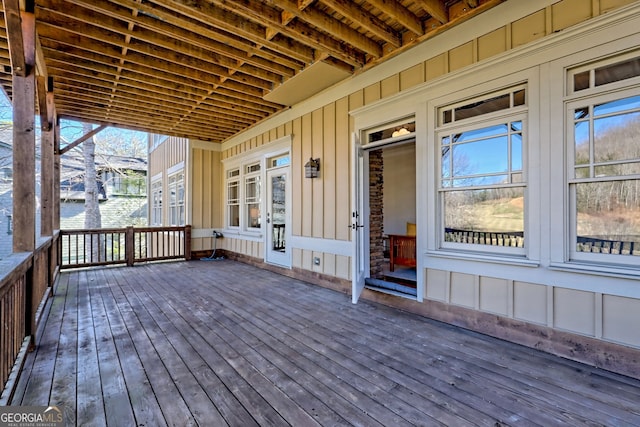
[441,121,522,188]
[576,181,640,254]
[444,188,525,247]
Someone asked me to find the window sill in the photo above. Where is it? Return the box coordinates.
[426,249,540,268]
[549,261,640,279]
[222,229,263,240]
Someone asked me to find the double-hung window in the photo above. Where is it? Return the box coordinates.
[244,163,261,230]
[168,171,184,226]
[227,169,240,228]
[151,179,162,225]
[438,86,527,255]
[566,54,640,266]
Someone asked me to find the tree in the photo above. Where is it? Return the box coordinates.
[83,122,102,261]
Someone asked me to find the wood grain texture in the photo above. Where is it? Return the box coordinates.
[12,260,640,426]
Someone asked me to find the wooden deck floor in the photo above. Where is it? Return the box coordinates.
[11,260,640,426]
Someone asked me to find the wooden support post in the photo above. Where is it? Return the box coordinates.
[184,225,192,261]
[53,117,60,231]
[125,226,134,266]
[40,89,54,237]
[10,8,36,253]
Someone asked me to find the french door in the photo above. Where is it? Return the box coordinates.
[265,167,291,267]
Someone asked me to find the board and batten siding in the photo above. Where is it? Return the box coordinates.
[209,0,640,366]
[190,143,223,252]
[148,136,188,227]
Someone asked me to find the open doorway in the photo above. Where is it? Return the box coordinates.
[365,140,417,297]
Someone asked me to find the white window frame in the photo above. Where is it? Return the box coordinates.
[564,55,640,268]
[168,170,185,226]
[226,168,241,229]
[244,163,261,231]
[151,178,163,226]
[222,136,291,238]
[436,86,528,257]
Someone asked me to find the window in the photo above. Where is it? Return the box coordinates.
[168,171,184,226]
[151,180,162,226]
[438,87,527,254]
[245,163,261,229]
[363,118,415,145]
[0,167,12,181]
[567,92,640,264]
[106,172,146,196]
[227,169,240,228]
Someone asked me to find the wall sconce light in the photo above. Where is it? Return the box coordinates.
[305,157,320,178]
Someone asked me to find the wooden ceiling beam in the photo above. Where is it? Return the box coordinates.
[2,0,28,76]
[35,10,280,91]
[269,0,382,57]
[37,74,49,130]
[149,0,314,64]
[366,0,424,36]
[418,0,448,24]
[75,0,302,74]
[320,0,401,48]
[202,0,365,67]
[53,80,256,122]
[51,67,280,116]
[59,124,107,155]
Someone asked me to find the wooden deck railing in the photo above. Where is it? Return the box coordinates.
[59,225,191,269]
[444,228,525,247]
[2,226,192,401]
[0,233,59,403]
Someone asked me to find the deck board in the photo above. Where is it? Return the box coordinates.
[11,260,640,426]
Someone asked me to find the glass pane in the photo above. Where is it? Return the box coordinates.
[594,110,640,164]
[229,205,239,227]
[443,110,452,124]
[452,175,509,187]
[575,180,640,255]
[575,167,590,179]
[368,121,415,143]
[574,121,590,165]
[595,162,640,177]
[513,89,525,106]
[441,146,451,178]
[594,57,640,87]
[455,93,510,121]
[511,133,522,172]
[443,187,525,247]
[594,95,640,117]
[573,70,590,91]
[510,121,522,131]
[247,203,261,228]
[245,177,261,203]
[271,174,286,252]
[454,124,508,143]
[228,181,239,202]
[453,136,508,177]
[574,107,589,120]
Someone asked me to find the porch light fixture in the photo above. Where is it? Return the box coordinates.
[304,157,320,178]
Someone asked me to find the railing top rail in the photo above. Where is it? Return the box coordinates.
[0,253,32,295]
[61,226,188,234]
